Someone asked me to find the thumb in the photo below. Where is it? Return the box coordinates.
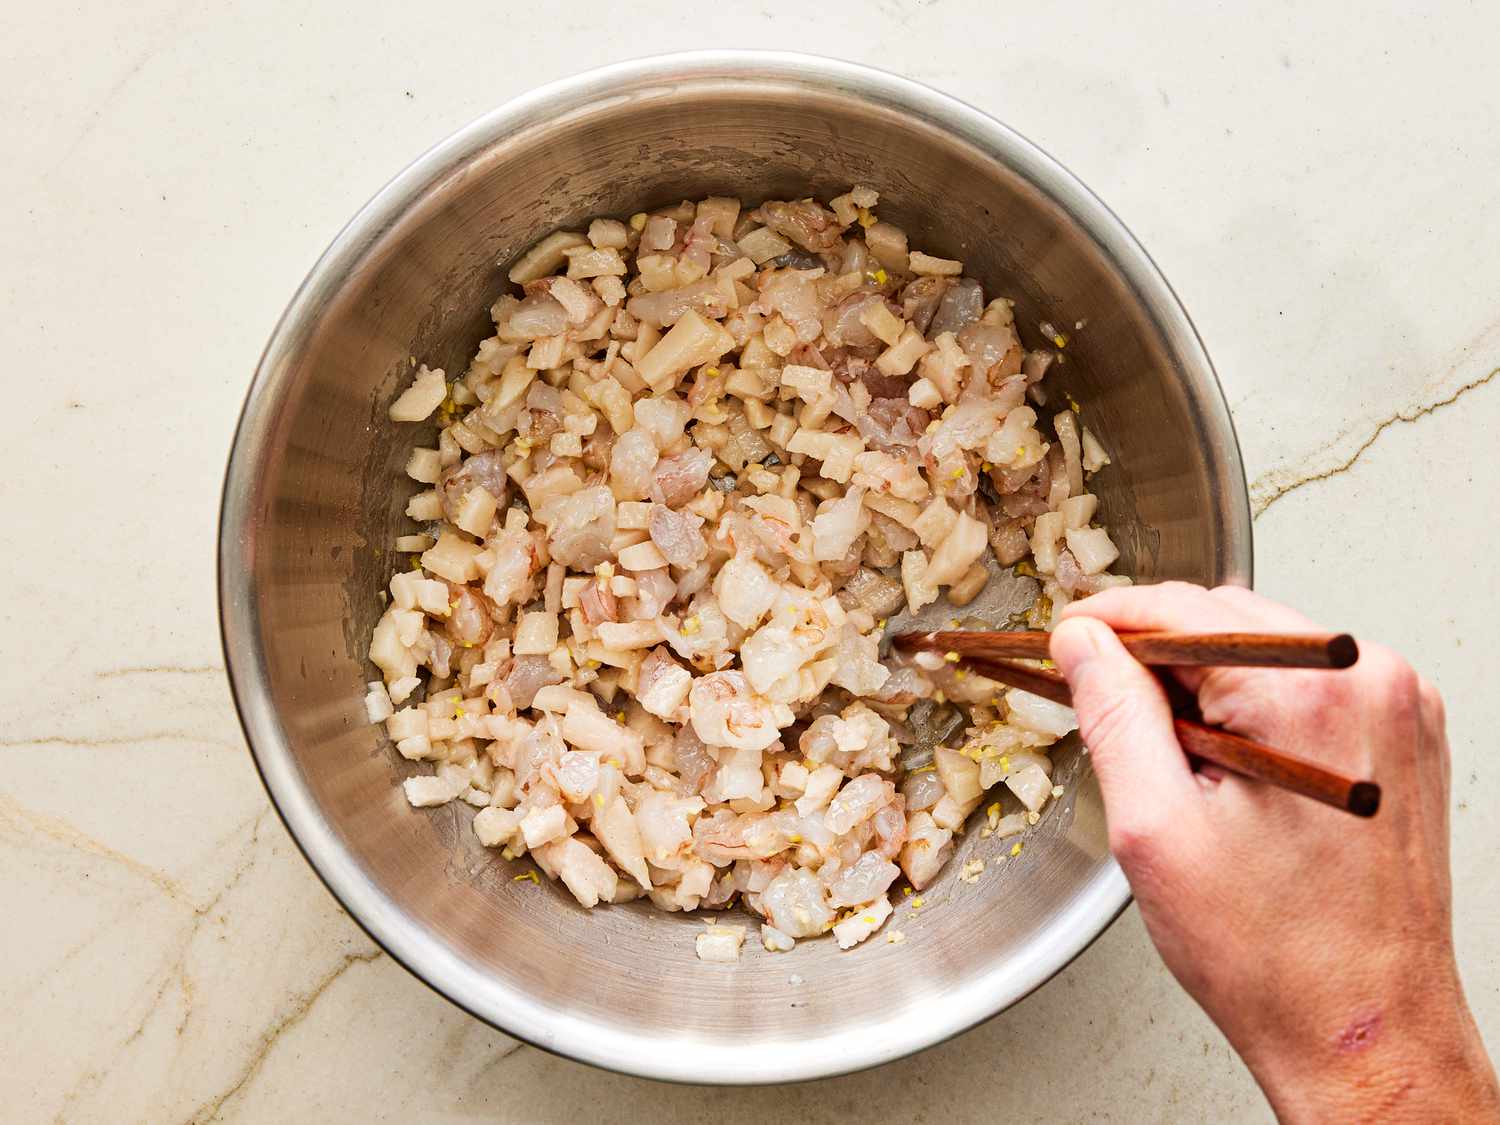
[1050,617,1199,830]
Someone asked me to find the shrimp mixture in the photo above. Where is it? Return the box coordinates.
[365,187,1128,958]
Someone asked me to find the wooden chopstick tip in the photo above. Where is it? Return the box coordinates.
[1328,634,1360,669]
[1348,781,1381,818]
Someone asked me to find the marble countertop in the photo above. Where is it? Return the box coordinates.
[5,2,1497,1120]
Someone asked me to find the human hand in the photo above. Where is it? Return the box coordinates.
[1049,583,1499,1123]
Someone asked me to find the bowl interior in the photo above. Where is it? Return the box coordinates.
[223,56,1249,1083]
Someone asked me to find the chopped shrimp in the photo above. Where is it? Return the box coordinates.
[443,582,495,646]
[688,671,792,752]
[374,186,1128,952]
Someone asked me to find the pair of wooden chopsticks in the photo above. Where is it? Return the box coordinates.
[893,630,1380,818]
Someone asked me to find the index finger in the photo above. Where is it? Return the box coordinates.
[1060,583,1323,694]
[1060,581,1317,634]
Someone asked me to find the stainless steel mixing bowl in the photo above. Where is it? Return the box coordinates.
[219,51,1252,1083]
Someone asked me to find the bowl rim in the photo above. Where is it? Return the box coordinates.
[219,48,1253,1085]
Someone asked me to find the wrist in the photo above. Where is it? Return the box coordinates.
[1237,982,1499,1123]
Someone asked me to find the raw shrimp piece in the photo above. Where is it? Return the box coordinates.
[828,851,902,908]
[438,449,510,520]
[759,200,842,252]
[825,774,897,836]
[636,646,693,722]
[695,809,800,863]
[649,503,708,568]
[635,791,705,867]
[899,811,955,891]
[651,447,714,508]
[713,553,778,628]
[761,867,837,938]
[688,671,792,752]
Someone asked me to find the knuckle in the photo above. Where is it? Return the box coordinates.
[1209,584,1314,629]
[1433,729,1453,770]
[1209,584,1272,622]
[1364,645,1419,706]
[1356,642,1410,696]
[1417,676,1447,729]
[1157,580,1207,602]
[1354,640,1399,676]
[1208,583,1254,604]
[1389,664,1420,705]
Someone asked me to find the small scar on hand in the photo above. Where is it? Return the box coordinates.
[1336,1010,1382,1054]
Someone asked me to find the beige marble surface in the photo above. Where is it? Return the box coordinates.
[3,2,1498,1120]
